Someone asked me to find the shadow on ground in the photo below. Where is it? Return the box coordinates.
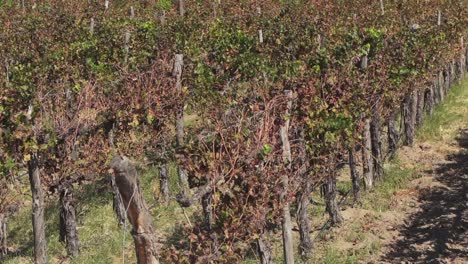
[383,129,468,263]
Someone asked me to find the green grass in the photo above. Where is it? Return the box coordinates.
[361,157,416,212]
[417,78,468,141]
[318,241,381,264]
[3,165,185,264]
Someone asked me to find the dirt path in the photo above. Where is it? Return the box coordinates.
[380,129,468,264]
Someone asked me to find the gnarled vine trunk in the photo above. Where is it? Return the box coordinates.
[158,164,170,204]
[110,156,159,264]
[59,188,79,257]
[202,192,218,256]
[297,180,313,260]
[415,89,424,128]
[424,87,434,116]
[387,110,398,159]
[403,92,417,147]
[370,107,383,180]
[257,233,273,264]
[348,145,360,204]
[296,127,313,260]
[323,175,343,226]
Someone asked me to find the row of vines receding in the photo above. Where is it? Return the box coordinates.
[0,0,467,263]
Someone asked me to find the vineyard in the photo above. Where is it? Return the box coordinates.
[0,0,467,263]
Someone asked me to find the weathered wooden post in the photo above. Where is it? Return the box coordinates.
[110,156,159,264]
[360,55,373,189]
[280,90,294,264]
[130,6,135,19]
[179,0,185,16]
[4,60,9,88]
[257,7,264,44]
[460,37,465,79]
[124,30,131,65]
[173,54,190,192]
[438,70,445,101]
[28,153,47,264]
[90,18,95,36]
[437,10,441,26]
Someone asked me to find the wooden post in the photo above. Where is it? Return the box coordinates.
[173,54,190,192]
[437,10,441,26]
[130,6,135,19]
[179,0,185,16]
[90,18,95,36]
[439,70,445,100]
[280,90,294,264]
[4,60,9,87]
[317,34,323,50]
[212,0,221,17]
[28,153,47,264]
[257,7,263,43]
[124,30,131,65]
[362,119,373,190]
[460,37,465,79]
[105,0,109,10]
[110,156,160,264]
[380,0,385,15]
[360,54,368,69]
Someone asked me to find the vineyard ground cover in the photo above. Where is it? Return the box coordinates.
[2,78,467,263]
